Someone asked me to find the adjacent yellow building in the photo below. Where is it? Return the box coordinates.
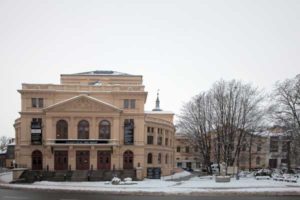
[14,71,175,179]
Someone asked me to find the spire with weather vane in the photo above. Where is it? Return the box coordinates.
[152,89,162,111]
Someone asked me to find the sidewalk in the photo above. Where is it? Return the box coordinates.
[1,171,300,196]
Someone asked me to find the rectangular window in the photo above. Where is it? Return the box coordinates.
[31,98,44,108]
[157,136,162,145]
[124,99,129,109]
[165,138,168,146]
[185,147,189,153]
[124,99,136,109]
[32,98,37,108]
[177,146,180,152]
[147,127,154,133]
[147,135,153,145]
[270,137,279,152]
[38,98,44,108]
[130,99,135,109]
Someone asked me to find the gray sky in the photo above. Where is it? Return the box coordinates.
[0,0,299,137]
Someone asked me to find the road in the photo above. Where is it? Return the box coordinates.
[1,188,300,200]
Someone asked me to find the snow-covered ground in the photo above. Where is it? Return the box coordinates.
[1,171,300,195]
[0,171,12,183]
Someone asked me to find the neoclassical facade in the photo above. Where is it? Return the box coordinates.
[14,71,175,178]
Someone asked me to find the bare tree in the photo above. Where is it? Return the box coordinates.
[270,74,300,168]
[0,136,9,151]
[178,80,265,177]
[211,80,265,176]
[178,92,214,174]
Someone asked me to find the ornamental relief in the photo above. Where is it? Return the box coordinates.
[49,97,117,112]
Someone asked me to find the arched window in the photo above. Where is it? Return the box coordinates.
[256,157,261,165]
[78,120,89,139]
[147,153,153,164]
[32,150,43,170]
[158,153,161,164]
[123,150,134,169]
[165,154,168,164]
[99,120,110,139]
[56,120,68,139]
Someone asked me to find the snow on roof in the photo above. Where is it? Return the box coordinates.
[252,130,289,137]
[145,111,174,115]
[64,71,134,76]
[0,148,7,154]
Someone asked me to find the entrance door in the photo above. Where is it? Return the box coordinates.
[269,159,277,168]
[32,150,43,170]
[76,151,90,170]
[123,150,134,169]
[97,151,111,170]
[54,151,68,170]
[186,162,192,169]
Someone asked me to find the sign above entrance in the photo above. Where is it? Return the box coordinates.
[54,139,110,144]
[46,139,118,146]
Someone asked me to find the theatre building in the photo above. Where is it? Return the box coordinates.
[14,71,175,180]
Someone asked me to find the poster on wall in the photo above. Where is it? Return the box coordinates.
[124,119,134,145]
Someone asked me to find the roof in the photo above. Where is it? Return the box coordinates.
[62,71,135,76]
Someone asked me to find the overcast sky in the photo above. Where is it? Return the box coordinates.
[0,0,299,137]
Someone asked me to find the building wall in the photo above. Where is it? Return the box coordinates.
[175,132,269,171]
[174,136,202,170]
[14,72,175,178]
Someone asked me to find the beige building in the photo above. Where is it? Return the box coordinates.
[14,71,175,179]
[175,135,202,170]
[175,132,268,172]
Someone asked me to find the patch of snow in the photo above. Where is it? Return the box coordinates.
[0,172,12,183]
[163,171,191,180]
[1,171,300,195]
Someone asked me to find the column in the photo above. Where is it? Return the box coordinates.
[91,117,97,139]
[90,146,97,170]
[69,117,75,139]
[69,146,75,170]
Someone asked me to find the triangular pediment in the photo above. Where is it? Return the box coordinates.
[44,95,122,113]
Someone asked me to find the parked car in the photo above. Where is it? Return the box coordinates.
[254,169,272,177]
[183,168,193,172]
